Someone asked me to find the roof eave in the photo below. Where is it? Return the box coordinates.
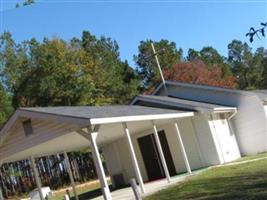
[90,112,194,125]
[0,109,91,148]
[213,107,237,113]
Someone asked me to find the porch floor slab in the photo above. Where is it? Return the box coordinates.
[92,170,204,200]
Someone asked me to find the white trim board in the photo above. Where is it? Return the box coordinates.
[90,112,194,125]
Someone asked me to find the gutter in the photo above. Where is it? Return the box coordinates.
[212,108,237,120]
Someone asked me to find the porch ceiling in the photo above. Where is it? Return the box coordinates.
[0,118,178,164]
[0,105,193,164]
[1,131,89,163]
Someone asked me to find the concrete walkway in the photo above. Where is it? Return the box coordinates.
[92,170,204,200]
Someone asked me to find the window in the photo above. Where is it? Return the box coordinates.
[22,119,34,136]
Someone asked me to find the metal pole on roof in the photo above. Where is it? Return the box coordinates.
[151,43,168,95]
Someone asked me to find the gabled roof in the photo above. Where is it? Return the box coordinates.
[252,90,267,102]
[132,95,236,113]
[153,81,259,97]
[20,106,193,125]
[0,105,195,163]
[0,105,194,146]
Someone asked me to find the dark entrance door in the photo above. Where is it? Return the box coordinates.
[158,131,177,176]
[137,131,176,181]
[138,134,164,181]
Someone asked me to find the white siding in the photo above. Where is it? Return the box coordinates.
[103,118,210,185]
[0,118,79,162]
[158,84,267,155]
[102,140,134,186]
[192,114,221,165]
[264,105,267,117]
[209,114,241,163]
[175,118,203,170]
[230,96,267,155]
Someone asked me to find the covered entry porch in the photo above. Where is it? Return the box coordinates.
[92,171,202,200]
[0,106,194,200]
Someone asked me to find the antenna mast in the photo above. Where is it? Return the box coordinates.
[151,42,168,95]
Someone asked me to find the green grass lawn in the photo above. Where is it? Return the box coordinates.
[233,151,267,162]
[145,158,267,200]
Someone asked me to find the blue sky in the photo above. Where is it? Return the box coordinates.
[1,0,267,66]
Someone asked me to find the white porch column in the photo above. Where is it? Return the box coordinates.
[151,121,171,183]
[30,156,45,200]
[0,163,3,200]
[122,123,146,194]
[0,160,4,200]
[87,128,112,200]
[63,152,79,200]
[0,186,3,200]
[173,121,192,174]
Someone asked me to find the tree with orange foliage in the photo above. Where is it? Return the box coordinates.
[143,60,236,95]
[163,60,237,89]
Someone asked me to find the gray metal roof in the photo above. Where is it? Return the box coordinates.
[19,105,189,120]
[134,95,236,113]
[252,90,267,102]
[153,81,259,97]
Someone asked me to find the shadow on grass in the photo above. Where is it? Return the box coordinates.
[146,160,267,200]
[69,186,113,200]
[182,174,267,200]
[71,185,129,200]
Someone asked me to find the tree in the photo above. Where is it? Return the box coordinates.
[187,48,200,61]
[187,47,232,77]
[227,40,267,90]
[249,47,267,89]
[0,83,13,126]
[16,0,35,8]
[246,22,267,42]
[134,39,183,88]
[260,56,267,88]
[80,31,140,104]
[163,61,236,89]
[0,32,140,108]
[23,0,35,6]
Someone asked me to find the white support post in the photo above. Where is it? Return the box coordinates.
[0,187,3,200]
[30,156,45,200]
[173,121,192,174]
[122,123,146,194]
[63,152,79,200]
[151,121,171,183]
[87,128,112,200]
[0,168,4,200]
[0,162,3,200]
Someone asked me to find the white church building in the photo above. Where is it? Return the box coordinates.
[0,80,266,200]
